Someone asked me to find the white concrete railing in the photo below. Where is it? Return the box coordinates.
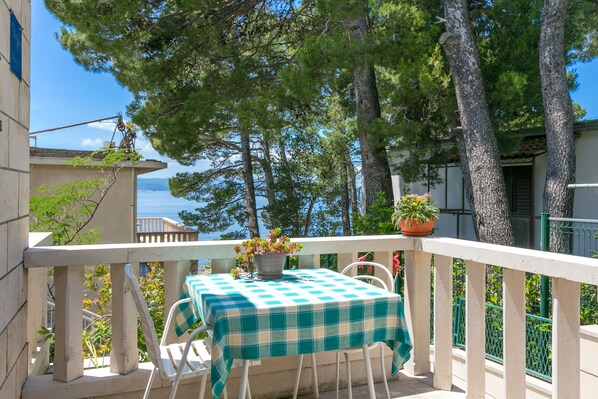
[23,235,598,399]
[136,217,198,243]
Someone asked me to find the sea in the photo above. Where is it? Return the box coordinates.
[137,189,240,241]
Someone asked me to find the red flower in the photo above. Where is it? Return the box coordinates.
[356,255,368,271]
[392,253,402,276]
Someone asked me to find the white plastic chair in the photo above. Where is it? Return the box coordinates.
[124,264,251,399]
[293,262,394,399]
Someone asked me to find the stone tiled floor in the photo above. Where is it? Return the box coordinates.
[299,371,465,399]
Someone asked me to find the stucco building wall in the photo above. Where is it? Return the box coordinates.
[0,1,31,397]
[29,151,166,245]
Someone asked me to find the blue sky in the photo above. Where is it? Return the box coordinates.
[30,0,598,179]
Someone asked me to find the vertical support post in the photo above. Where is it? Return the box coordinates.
[337,253,358,274]
[433,255,453,390]
[373,251,393,286]
[403,250,431,375]
[503,268,526,398]
[110,263,139,374]
[540,212,550,318]
[298,254,320,269]
[552,278,580,399]
[53,266,84,382]
[164,260,191,343]
[465,261,485,399]
[211,258,236,274]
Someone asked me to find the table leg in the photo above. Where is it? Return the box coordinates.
[238,360,250,399]
[362,345,376,399]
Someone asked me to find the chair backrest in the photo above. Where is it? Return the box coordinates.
[124,264,164,371]
[340,261,394,293]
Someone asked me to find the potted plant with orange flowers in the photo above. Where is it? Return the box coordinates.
[234,228,302,279]
[392,193,439,237]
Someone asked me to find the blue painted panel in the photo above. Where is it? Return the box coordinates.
[10,12,22,80]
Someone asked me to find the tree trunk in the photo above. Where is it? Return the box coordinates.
[240,132,260,238]
[440,0,515,246]
[347,158,359,216]
[540,0,575,253]
[452,114,480,241]
[346,13,394,212]
[261,136,277,229]
[340,159,351,236]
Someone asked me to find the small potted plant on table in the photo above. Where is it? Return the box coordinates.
[392,193,439,237]
[234,228,302,279]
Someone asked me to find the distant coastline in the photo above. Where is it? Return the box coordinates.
[138,177,170,191]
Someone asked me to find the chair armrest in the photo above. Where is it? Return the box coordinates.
[161,298,193,345]
[172,324,212,383]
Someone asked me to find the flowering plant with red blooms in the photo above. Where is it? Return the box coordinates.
[234,228,302,270]
[392,253,402,277]
[356,254,373,274]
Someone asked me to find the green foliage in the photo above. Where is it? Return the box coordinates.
[392,193,439,226]
[352,192,396,235]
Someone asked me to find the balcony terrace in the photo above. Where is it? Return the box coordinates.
[19,234,598,399]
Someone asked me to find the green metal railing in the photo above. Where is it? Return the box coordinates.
[451,298,552,381]
[547,216,598,258]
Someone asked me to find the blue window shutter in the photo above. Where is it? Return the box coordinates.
[10,12,22,80]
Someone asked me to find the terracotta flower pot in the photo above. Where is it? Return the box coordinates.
[253,253,287,280]
[399,219,436,237]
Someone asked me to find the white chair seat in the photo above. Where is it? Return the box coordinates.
[124,264,254,399]
[293,262,394,399]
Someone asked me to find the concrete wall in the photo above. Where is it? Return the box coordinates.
[0,1,31,398]
[532,129,598,248]
[29,157,166,244]
[390,126,598,249]
[29,163,138,244]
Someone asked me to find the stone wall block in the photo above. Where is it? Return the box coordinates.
[0,224,7,277]
[7,218,27,270]
[9,121,29,171]
[0,364,16,399]
[7,306,26,372]
[0,61,19,119]
[20,0,31,45]
[0,4,9,61]
[19,82,30,128]
[0,113,8,167]
[18,172,29,217]
[0,329,7,384]
[0,170,18,221]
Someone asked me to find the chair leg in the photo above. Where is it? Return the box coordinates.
[169,378,182,399]
[335,352,341,399]
[198,374,208,399]
[222,386,228,399]
[380,345,390,399]
[238,360,250,399]
[362,345,375,399]
[310,353,320,399]
[143,367,158,399]
[345,353,352,399]
[293,355,305,399]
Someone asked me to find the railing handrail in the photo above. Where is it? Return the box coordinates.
[548,216,598,224]
[419,237,598,285]
[24,235,414,268]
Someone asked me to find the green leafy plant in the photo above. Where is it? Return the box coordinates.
[234,228,302,273]
[392,193,439,226]
[352,192,397,235]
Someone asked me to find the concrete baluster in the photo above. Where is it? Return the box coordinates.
[433,255,453,390]
[465,261,485,398]
[110,263,139,374]
[53,266,84,382]
[404,250,431,375]
[552,277,580,399]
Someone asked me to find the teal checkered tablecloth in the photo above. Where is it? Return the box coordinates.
[178,268,412,399]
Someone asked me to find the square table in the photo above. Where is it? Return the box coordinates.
[177,268,412,399]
